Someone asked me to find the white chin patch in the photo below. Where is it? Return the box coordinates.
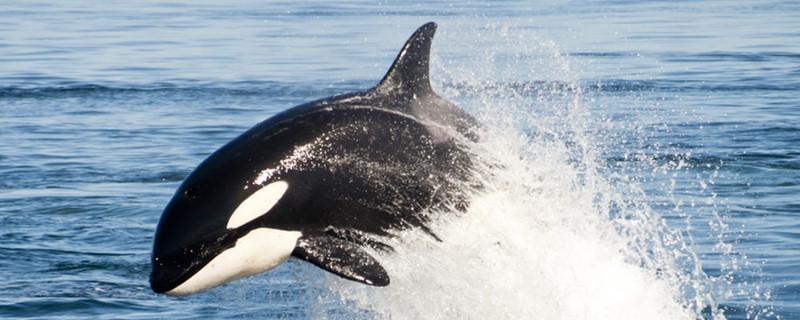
[165,228,301,296]
[227,181,289,229]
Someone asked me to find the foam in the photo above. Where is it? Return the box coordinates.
[315,23,721,319]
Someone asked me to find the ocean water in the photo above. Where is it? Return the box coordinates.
[1,0,799,319]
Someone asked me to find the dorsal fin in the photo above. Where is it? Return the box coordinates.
[374,22,437,96]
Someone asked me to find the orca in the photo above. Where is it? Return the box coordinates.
[150,22,478,296]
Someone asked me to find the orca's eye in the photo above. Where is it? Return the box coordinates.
[184,186,199,198]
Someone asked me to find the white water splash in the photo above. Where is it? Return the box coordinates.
[325,130,697,319]
[311,23,725,319]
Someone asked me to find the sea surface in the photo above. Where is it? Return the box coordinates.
[1,1,799,319]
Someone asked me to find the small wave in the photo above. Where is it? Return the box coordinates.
[666,51,800,63]
[0,81,261,99]
[0,297,154,319]
[570,51,637,58]
[585,79,799,93]
[571,50,800,62]
[0,79,373,100]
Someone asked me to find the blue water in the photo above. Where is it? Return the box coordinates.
[2,1,799,319]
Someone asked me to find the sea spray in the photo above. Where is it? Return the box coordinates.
[316,23,725,319]
[325,117,697,319]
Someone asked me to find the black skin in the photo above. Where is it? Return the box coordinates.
[150,22,480,294]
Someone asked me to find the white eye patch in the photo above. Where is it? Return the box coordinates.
[227,181,289,229]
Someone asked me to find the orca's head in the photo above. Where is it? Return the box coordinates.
[149,152,301,295]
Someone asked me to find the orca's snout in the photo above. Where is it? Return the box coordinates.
[149,229,215,295]
[150,269,170,293]
[149,234,228,295]
[150,256,183,294]
[149,195,234,295]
